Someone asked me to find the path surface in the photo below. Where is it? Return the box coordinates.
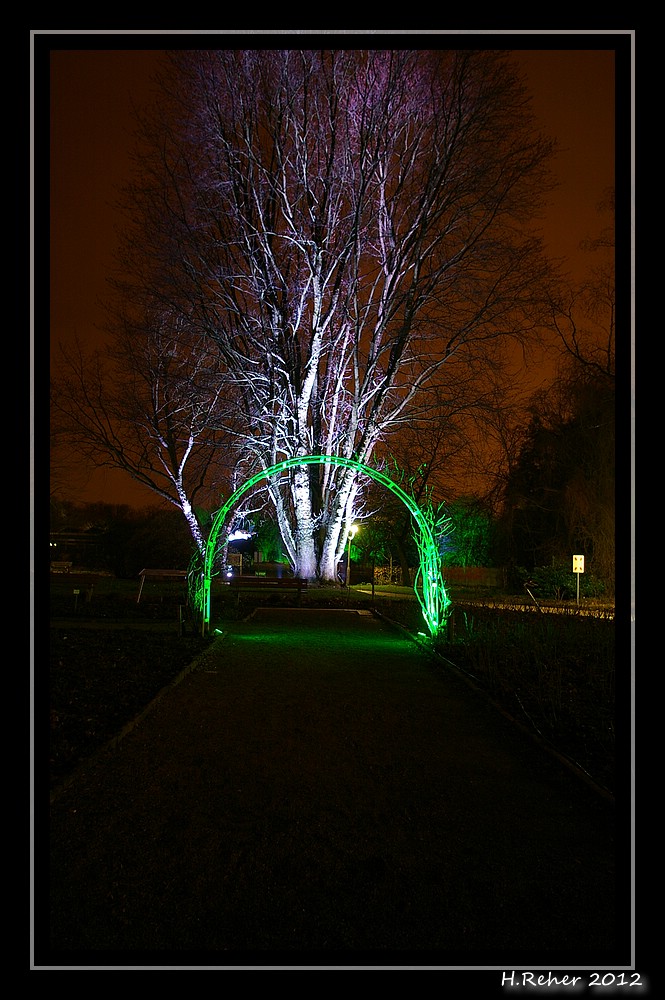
[43,608,626,968]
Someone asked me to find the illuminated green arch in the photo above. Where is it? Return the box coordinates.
[201,455,451,638]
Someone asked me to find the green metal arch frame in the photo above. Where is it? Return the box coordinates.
[202,455,451,637]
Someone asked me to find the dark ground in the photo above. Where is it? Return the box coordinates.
[39,605,629,970]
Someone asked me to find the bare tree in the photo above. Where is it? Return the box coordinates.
[548,189,616,382]
[80,48,557,582]
[51,310,237,556]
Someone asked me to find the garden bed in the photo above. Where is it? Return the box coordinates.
[431,603,617,795]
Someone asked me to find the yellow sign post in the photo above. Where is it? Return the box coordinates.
[572,554,585,606]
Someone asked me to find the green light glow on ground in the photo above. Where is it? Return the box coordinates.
[199,455,451,638]
[229,629,409,652]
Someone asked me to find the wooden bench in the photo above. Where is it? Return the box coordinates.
[227,576,308,605]
[50,561,73,574]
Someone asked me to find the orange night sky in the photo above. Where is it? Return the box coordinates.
[44,33,630,508]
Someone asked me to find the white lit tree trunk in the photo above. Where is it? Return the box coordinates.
[292,464,319,580]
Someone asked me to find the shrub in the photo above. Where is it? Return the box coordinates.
[516,563,606,600]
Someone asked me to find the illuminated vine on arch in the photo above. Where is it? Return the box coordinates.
[198,455,452,639]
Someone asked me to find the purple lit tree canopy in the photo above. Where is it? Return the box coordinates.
[62,49,557,582]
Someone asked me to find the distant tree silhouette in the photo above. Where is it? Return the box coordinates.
[501,366,615,591]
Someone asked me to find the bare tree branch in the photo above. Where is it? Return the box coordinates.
[57,48,559,580]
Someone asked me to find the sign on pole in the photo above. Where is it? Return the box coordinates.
[572,554,584,607]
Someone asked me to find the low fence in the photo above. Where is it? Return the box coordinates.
[441,566,506,588]
[359,564,506,588]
